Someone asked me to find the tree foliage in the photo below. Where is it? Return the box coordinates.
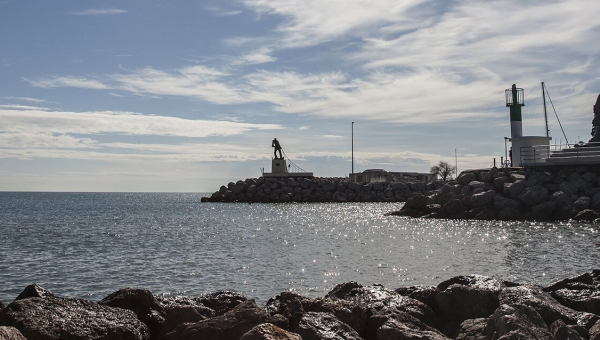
[430,161,456,181]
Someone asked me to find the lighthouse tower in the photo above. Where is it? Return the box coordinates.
[505,84,551,166]
[506,84,524,139]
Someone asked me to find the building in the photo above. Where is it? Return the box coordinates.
[349,169,435,183]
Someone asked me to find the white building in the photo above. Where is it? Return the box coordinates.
[349,169,434,183]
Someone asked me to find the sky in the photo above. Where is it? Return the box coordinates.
[1,0,600,192]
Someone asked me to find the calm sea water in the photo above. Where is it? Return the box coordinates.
[1,192,599,304]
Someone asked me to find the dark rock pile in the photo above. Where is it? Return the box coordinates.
[202,177,445,203]
[389,166,600,221]
[1,271,600,339]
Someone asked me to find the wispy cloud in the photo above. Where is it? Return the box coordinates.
[203,5,242,17]
[240,0,428,48]
[72,9,128,16]
[25,76,108,90]
[0,107,282,138]
[5,96,47,103]
[231,48,276,65]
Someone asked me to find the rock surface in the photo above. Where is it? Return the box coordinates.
[0,296,149,340]
[0,326,27,340]
[2,271,600,340]
[389,165,600,221]
[239,323,301,340]
[202,177,444,203]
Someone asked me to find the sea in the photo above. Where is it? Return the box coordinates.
[1,192,599,305]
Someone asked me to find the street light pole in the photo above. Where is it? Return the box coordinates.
[351,122,354,175]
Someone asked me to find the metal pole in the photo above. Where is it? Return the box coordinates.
[504,137,508,168]
[542,82,549,137]
[455,149,457,176]
[351,122,354,175]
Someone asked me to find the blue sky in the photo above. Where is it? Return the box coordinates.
[1,0,600,192]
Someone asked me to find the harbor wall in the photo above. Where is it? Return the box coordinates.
[204,164,600,221]
[390,165,600,221]
[201,176,445,203]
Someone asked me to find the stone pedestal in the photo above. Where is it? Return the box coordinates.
[272,158,288,174]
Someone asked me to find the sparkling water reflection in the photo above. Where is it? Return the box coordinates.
[1,192,598,303]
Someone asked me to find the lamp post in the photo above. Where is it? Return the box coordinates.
[504,137,509,168]
[351,122,354,175]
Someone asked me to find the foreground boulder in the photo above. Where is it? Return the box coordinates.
[544,270,600,316]
[326,282,437,329]
[499,285,599,328]
[164,300,268,340]
[100,288,167,340]
[435,284,499,324]
[3,271,600,340]
[0,326,26,340]
[0,296,149,340]
[485,304,554,339]
[365,308,448,340]
[295,312,362,340]
[239,323,301,340]
[14,284,54,301]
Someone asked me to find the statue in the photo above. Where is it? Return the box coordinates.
[272,138,283,159]
[589,94,600,144]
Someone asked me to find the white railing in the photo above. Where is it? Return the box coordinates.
[520,142,600,165]
[519,145,551,164]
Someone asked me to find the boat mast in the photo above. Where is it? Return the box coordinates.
[542,81,549,138]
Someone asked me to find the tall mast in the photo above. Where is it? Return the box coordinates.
[542,82,549,137]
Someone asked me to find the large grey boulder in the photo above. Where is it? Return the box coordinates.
[549,190,571,204]
[499,285,588,326]
[549,283,600,315]
[197,291,248,316]
[518,185,549,207]
[590,319,600,340]
[435,284,499,323]
[574,209,600,222]
[0,326,26,340]
[295,312,362,340]
[494,195,520,211]
[15,284,54,300]
[457,172,477,186]
[158,306,211,340]
[376,317,449,340]
[307,299,368,336]
[485,304,553,340]
[0,296,149,340]
[438,199,467,218]
[239,323,301,340]
[100,288,166,340]
[592,191,600,210]
[455,318,487,340]
[509,172,526,182]
[531,201,557,218]
[326,282,437,329]
[504,180,526,199]
[493,176,511,191]
[526,171,551,187]
[165,300,269,340]
[567,172,593,194]
[470,190,495,208]
[573,196,593,210]
[550,319,585,340]
[437,274,506,293]
[394,285,441,314]
[365,308,448,340]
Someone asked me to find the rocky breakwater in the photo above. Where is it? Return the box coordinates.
[202,177,445,203]
[1,271,600,340]
[390,166,600,222]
